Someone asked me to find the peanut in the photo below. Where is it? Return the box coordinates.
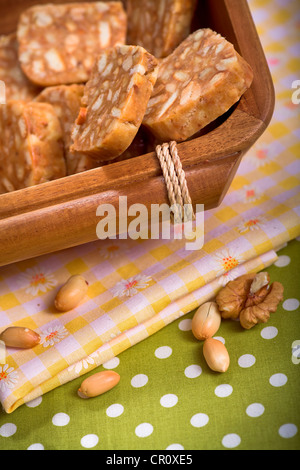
[0,327,41,349]
[192,302,222,340]
[78,371,120,398]
[203,338,230,373]
[55,275,88,312]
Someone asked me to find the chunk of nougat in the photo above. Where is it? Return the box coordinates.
[17,2,127,86]
[127,0,197,58]
[0,101,66,194]
[143,28,254,142]
[0,34,41,101]
[35,85,98,174]
[71,45,158,161]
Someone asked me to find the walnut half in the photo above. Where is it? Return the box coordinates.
[215,273,257,320]
[216,272,284,329]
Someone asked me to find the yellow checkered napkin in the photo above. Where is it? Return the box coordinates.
[0,0,299,413]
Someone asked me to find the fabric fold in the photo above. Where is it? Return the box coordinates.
[2,249,279,413]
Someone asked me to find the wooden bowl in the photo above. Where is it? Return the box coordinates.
[0,0,275,267]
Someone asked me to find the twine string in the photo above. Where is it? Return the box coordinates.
[155,141,195,223]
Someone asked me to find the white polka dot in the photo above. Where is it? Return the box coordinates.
[102,357,120,369]
[222,433,241,448]
[184,364,202,378]
[178,319,192,331]
[190,413,209,428]
[155,346,172,359]
[106,404,124,418]
[131,374,148,388]
[81,434,99,448]
[274,255,291,267]
[278,423,298,438]
[283,298,299,311]
[213,336,225,344]
[135,423,153,438]
[246,403,265,417]
[238,354,256,368]
[215,384,233,398]
[269,373,288,387]
[26,396,43,408]
[166,443,184,450]
[261,326,278,339]
[52,413,70,426]
[0,423,17,437]
[160,394,178,408]
[27,443,44,450]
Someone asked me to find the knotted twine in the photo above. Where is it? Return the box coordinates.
[155,141,195,223]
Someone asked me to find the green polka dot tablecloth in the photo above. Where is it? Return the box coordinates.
[1,0,300,451]
[1,239,299,450]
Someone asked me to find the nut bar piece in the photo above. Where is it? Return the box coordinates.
[0,34,41,101]
[127,0,197,58]
[115,127,148,162]
[36,85,98,175]
[0,101,66,194]
[17,2,127,86]
[71,45,158,161]
[143,28,254,142]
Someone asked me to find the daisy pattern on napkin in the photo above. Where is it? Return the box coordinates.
[237,215,267,234]
[67,352,99,375]
[111,274,152,298]
[40,324,68,347]
[247,146,271,168]
[213,248,244,286]
[241,183,263,203]
[21,266,57,296]
[98,240,123,260]
[0,364,19,392]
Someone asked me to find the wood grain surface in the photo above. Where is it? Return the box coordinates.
[0,0,275,267]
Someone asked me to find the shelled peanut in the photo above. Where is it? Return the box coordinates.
[54,275,88,312]
[191,301,230,373]
[0,326,40,364]
[191,301,221,340]
[78,371,120,398]
[0,326,40,349]
[203,338,230,373]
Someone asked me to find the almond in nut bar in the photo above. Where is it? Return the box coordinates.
[0,33,41,101]
[35,85,98,175]
[17,2,127,86]
[0,101,66,194]
[71,45,158,161]
[143,28,253,142]
[127,0,197,58]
